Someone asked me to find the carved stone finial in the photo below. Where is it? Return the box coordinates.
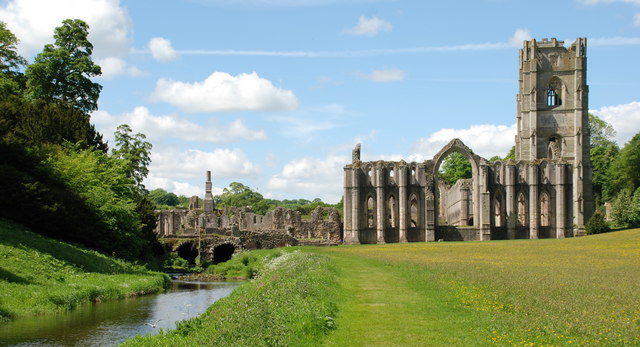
[352,143,361,164]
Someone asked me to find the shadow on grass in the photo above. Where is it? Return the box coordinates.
[0,267,30,284]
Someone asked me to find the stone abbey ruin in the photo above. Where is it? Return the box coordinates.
[155,38,595,258]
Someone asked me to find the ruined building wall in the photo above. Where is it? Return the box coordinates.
[442,179,473,226]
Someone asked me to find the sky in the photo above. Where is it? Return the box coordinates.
[1,0,639,203]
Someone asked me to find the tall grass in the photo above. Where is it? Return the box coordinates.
[124,251,340,346]
[0,219,169,321]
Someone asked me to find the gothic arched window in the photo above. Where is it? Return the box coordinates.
[366,196,375,228]
[547,89,559,107]
[540,192,550,227]
[410,195,419,228]
[517,193,527,227]
[494,196,503,227]
[387,195,397,228]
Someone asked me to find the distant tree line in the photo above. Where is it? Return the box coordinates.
[149,181,343,216]
[0,20,162,263]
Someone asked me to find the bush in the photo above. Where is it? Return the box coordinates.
[610,188,640,228]
[206,249,284,280]
[585,209,610,235]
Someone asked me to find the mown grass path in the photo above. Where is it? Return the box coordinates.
[320,252,488,346]
[307,229,640,346]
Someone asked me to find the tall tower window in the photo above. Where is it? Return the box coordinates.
[547,89,560,107]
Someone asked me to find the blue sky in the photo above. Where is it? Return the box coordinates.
[2,0,640,202]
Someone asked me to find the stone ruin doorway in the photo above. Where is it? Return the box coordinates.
[213,243,235,264]
[431,139,481,241]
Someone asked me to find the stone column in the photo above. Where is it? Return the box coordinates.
[555,164,566,238]
[375,167,386,244]
[204,171,215,213]
[398,166,408,243]
[460,188,469,225]
[572,162,585,236]
[425,188,435,242]
[343,168,353,242]
[350,169,361,244]
[505,165,516,239]
[528,165,539,239]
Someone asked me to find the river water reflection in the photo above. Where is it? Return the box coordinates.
[0,280,240,347]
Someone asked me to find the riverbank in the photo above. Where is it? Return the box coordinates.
[0,219,169,321]
[126,228,639,346]
[124,251,340,346]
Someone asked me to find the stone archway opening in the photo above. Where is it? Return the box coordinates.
[176,242,198,265]
[436,152,474,228]
[213,243,235,264]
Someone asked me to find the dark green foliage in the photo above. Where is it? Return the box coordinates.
[591,140,619,202]
[588,113,616,149]
[608,133,640,196]
[504,146,516,160]
[439,152,472,185]
[26,19,102,114]
[585,209,610,235]
[0,94,107,152]
[205,249,284,280]
[148,188,180,206]
[0,22,26,73]
[610,188,640,228]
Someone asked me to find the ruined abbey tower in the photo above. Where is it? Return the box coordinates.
[516,38,594,228]
[343,38,595,244]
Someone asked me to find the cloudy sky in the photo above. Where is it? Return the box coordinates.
[2,0,639,202]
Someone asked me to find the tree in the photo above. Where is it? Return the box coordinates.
[112,124,152,192]
[588,113,616,149]
[439,152,472,186]
[504,146,516,160]
[0,21,26,74]
[148,188,180,206]
[608,133,640,195]
[26,19,102,113]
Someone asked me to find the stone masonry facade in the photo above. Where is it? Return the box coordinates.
[343,38,594,244]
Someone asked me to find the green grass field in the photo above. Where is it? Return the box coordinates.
[309,229,640,346]
[0,219,169,321]
[123,229,640,346]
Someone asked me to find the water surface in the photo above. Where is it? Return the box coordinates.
[0,280,240,347]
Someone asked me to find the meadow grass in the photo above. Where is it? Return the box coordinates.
[204,248,285,279]
[0,219,169,321]
[124,251,340,346]
[309,229,640,346]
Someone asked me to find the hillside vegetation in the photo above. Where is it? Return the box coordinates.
[0,220,169,321]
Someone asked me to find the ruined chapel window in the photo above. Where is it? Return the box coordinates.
[389,168,395,180]
[410,196,418,228]
[366,196,375,228]
[387,195,397,228]
[494,197,502,227]
[540,193,550,227]
[517,193,527,227]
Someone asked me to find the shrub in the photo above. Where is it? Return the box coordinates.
[585,209,610,235]
[610,187,640,228]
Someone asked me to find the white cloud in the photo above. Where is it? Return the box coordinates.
[97,57,146,79]
[151,147,260,180]
[591,101,640,145]
[151,72,299,113]
[144,174,220,198]
[0,0,132,58]
[192,0,382,6]
[267,155,347,203]
[357,68,405,82]
[268,116,335,139]
[148,37,178,62]
[635,13,640,26]
[508,28,533,47]
[92,106,267,144]
[171,29,549,57]
[342,15,392,37]
[412,123,517,159]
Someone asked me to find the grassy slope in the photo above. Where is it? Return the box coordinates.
[124,251,339,346]
[309,229,640,346]
[0,219,169,321]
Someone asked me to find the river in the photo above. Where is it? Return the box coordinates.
[0,280,241,347]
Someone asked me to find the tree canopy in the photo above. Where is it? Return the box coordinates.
[439,152,472,186]
[26,19,102,114]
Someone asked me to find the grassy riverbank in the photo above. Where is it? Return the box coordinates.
[124,251,340,346]
[0,219,169,321]
[124,229,640,346]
